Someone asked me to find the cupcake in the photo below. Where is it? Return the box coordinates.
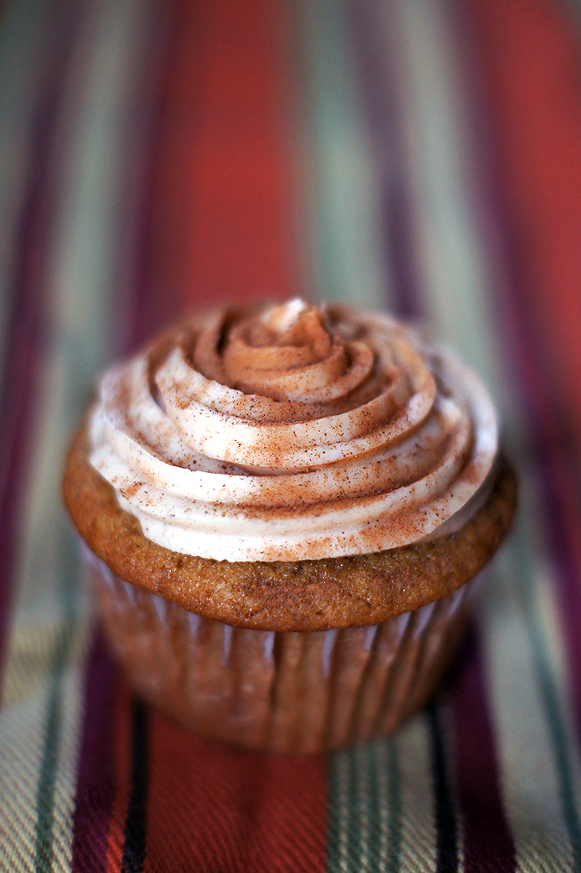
[63,300,516,753]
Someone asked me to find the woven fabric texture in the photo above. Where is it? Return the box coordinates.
[1,0,581,870]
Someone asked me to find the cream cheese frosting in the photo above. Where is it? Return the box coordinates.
[88,300,499,562]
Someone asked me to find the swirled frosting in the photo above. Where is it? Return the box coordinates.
[89,300,499,561]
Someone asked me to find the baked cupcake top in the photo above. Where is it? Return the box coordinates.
[88,300,499,562]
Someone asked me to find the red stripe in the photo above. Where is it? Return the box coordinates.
[466,0,581,453]
[120,1,328,869]
[130,0,302,348]
[144,711,327,873]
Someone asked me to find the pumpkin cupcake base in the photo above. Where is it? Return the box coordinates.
[87,549,478,753]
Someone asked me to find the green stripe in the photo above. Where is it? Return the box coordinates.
[348,744,369,868]
[34,538,79,873]
[298,0,389,309]
[370,739,401,873]
[0,0,52,366]
[328,750,350,871]
[510,521,581,870]
[327,739,401,872]
[386,741,402,872]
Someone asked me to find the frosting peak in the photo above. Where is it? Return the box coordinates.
[216,299,342,403]
[89,302,499,561]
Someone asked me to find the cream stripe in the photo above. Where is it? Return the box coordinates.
[386,0,499,379]
[477,549,575,870]
[385,0,524,438]
[396,715,437,873]
[0,692,57,868]
[0,0,158,868]
[297,0,390,309]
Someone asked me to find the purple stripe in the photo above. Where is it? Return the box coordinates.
[349,0,516,862]
[108,0,177,359]
[347,0,423,318]
[449,625,516,872]
[69,3,174,866]
[71,633,118,873]
[124,1,180,356]
[0,0,85,686]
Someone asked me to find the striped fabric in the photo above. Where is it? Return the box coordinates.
[1,0,581,869]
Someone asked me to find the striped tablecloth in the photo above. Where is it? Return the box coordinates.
[2,0,581,870]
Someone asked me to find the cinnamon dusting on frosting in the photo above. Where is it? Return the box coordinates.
[88,301,499,561]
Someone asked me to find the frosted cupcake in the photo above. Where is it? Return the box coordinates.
[64,300,516,752]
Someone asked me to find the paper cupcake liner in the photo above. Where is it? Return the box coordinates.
[87,550,476,753]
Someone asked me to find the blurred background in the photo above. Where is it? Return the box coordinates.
[1,0,581,870]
